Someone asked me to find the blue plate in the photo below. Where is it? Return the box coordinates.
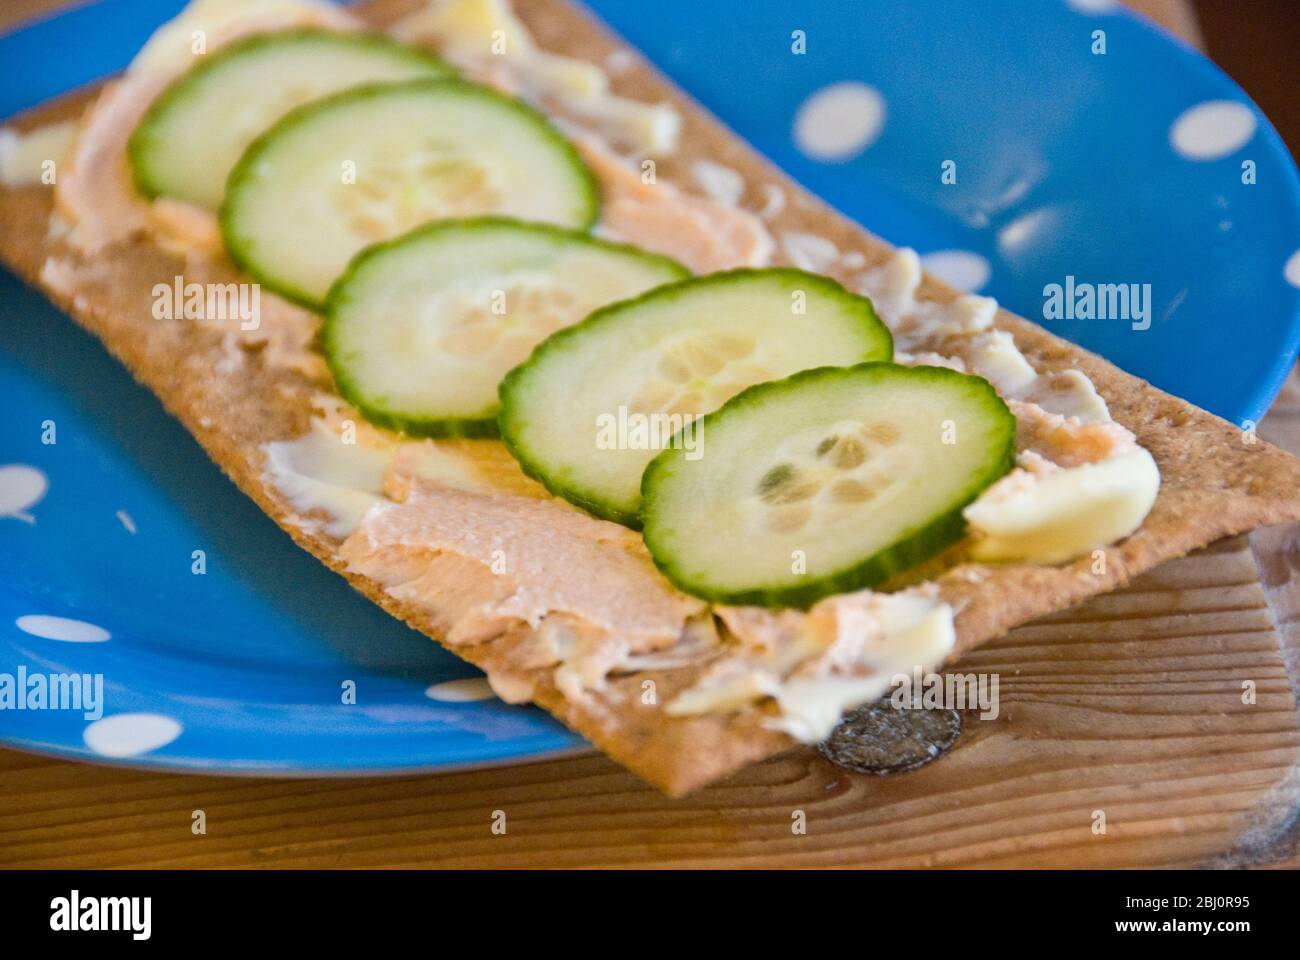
[3,0,1298,775]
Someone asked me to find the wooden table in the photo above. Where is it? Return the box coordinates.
[4,0,1300,869]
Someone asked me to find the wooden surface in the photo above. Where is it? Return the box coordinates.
[5,532,1300,868]
[4,0,1300,869]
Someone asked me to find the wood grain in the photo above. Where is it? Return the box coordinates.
[2,531,1296,868]
[4,0,1300,868]
[1244,372,1300,868]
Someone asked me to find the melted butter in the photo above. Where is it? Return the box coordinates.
[1025,369,1110,423]
[392,0,536,61]
[859,248,997,351]
[965,447,1160,564]
[261,409,506,538]
[860,248,1112,424]
[396,0,679,154]
[769,592,956,742]
[691,159,745,207]
[669,591,956,743]
[129,0,353,78]
[0,121,77,187]
[261,420,390,538]
[780,231,842,273]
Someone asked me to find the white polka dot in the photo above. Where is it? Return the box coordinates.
[425,678,496,702]
[0,464,47,521]
[921,250,992,293]
[84,713,182,758]
[1285,250,1300,288]
[16,614,110,643]
[1171,101,1256,160]
[794,82,886,161]
[1065,0,1120,13]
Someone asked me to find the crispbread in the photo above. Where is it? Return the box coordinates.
[3,0,1300,796]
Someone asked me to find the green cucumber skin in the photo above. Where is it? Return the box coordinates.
[496,269,893,529]
[321,216,690,440]
[639,363,1017,610]
[500,436,648,527]
[219,78,603,311]
[337,406,503,441]
[128,28,453,204]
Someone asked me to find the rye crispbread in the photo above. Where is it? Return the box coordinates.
[2,0,1299,795]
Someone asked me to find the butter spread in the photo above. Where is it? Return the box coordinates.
[668,590,956,743]
[0,120,77,187]
[691,159,746,207]
[396,0,680,155]
[780,231,843,273]
[964,447,1160,564]
[859,247,1111,424]
[129,0,354,77]
[262,419,389,538]
[261,395,516,538]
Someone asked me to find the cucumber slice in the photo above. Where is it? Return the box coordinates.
[323,218,689,438]
[130,29,451,210]
[221,79,599,308]
[641,364,1016,608]
[498,269,892,526]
